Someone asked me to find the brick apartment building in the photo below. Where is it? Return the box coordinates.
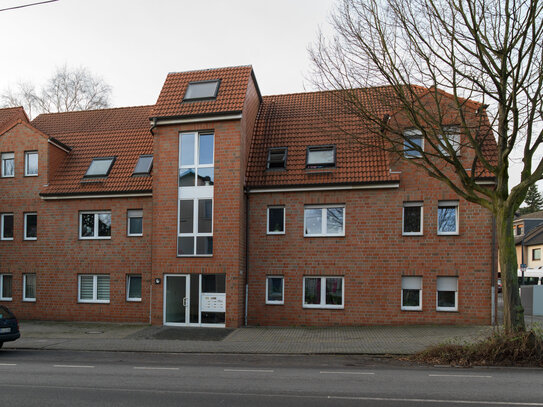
[0,66,497,327]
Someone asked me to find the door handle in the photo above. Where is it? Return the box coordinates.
[182,297,187,307]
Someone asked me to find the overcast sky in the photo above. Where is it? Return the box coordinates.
[0,0,335,106]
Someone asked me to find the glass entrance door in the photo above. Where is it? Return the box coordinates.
[164,275,188,325]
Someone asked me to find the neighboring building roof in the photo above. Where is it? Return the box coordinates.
[519,223,543,246]
[31,106,153,196]
[0,106,29,134]
[515,210,543,221]
[151,65,257,120]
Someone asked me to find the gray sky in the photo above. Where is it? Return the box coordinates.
[0,0,335,106]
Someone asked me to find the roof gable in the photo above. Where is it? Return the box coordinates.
[0,106,29,135]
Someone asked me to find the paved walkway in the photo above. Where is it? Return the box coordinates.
[5,322,494,355]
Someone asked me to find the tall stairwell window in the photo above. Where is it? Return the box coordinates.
[178,132,214,256]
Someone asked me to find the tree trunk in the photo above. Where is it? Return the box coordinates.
[496,207,525,332]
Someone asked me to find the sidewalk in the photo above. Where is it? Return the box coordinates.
[4,321,495,355]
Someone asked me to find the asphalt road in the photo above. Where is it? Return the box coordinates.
[0,350,542,406]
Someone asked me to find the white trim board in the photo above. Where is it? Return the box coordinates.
[248,183,400,194]
[41,193,152,200]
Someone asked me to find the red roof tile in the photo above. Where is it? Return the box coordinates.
[246,89,401,188]
[151,66,254,119]
[0,106,29,135]
[31,106,153,196]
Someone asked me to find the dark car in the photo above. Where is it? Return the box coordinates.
[0,305,20,348]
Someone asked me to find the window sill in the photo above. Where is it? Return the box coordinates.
[267,232,285,235]
[23,299,36,303]
[127,234,143,237]
[401,307,422,311]
[177,254,213,258]
[78,300,110,304]
[437,232,459,236]
[1,175,14,178]
[24,174,38,177]
[127,298,142,302]
[24,238,37,241]
[0,298,12,301]
[79,237,112,240]
[266,301,284,305]
[303,305,344,309]
[402,232,423,236]
[436,308,458,312]
[304,234,345,238]
[0,238,14,241]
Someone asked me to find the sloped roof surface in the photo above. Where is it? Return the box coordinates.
[151,66,253,119]
[519,223,543,246]
[31,106,153,196]
[516,210,543,220]
[246,88,402,188]
[0,107,28,134]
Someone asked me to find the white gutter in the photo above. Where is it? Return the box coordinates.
[47,139,71,153]
[41,193,152,200]
[153,114,242,126]
[248,183,400,194]
[475,180,497,185]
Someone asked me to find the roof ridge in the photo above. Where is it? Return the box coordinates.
[263,84,410,99]
[166,65,253,76]
[31,105,154,121]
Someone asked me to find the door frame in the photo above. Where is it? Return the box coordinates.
[163,274,190,326]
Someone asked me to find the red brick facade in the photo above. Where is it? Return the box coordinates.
[0,66,496,327]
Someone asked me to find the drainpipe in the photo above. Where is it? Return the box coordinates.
[491,216,497,325]
[149,118,157,325]
[244,189,249,326]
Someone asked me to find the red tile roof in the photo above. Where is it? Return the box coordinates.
[0,106,29,135]
[31,106,153,196]
[151,66,255,119]
[246,89,401,188]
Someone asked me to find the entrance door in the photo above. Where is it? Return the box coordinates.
[164,275,189,325]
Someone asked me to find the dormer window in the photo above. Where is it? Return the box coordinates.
[267,148,287,169]
[133,155,153,175]
[84,157,115,178]
[306,146,335,169]
[183,80,220,101]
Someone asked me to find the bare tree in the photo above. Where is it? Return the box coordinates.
[309,0,543,332]
[1,65,112,118]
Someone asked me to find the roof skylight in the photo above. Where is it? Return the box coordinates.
[133,155,153,175]
[84,157,115,178]
[183,80,220,101]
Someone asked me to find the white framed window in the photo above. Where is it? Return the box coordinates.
[126,275,142,302]
[401,276,422,311]
[304,205,345,237]
[1,152,14,177]
[0,274,13,301]
[437,126,461,156]
[178,132,214,256]
[266,276,284,305]
[303,276,344,309]
[403,202,423,235]
[23,273,36,302]
[25,151,38,176]
[78,275,110,303]
[79,212,111,239]
[267,206,285,234]
[437,201,459,235]
[24,212,37,240]
[533,248,541,261]
[403,129,424,158]
[1,213,14,240]
[127,210,143,236]
[436,276,458,311]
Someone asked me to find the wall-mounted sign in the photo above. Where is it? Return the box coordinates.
[201,293,226,312]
